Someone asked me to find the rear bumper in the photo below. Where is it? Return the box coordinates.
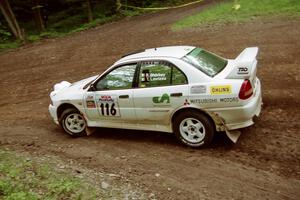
[208,79,262,130]
[49,104,59,125]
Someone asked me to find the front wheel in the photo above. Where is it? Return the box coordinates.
[60,108,87,137]
[173,112,214,148]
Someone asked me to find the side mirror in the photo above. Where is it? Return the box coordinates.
[89,83,96,91]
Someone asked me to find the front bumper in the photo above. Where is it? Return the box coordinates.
[49,104,59,125]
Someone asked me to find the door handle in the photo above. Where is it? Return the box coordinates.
[119,95,129,99]
[170,93,183,97]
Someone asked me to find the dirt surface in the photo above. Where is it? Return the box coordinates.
[0,1,300,199]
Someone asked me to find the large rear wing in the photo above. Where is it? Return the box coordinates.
[226,47,259,79]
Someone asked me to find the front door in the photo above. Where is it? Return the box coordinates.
[84,63,137,123]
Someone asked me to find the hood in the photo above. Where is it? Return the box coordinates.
[50,75,98,97]
[72,75,98,87]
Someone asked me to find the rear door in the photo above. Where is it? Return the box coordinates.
[133,60,189,125]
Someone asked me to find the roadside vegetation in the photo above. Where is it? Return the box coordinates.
[0,149,98,199]
[173,0,300,30]
[0,0,195,51]
[0,149,146,199]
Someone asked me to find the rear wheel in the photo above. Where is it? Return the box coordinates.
[60,108,87,137]
[173,111,214,147]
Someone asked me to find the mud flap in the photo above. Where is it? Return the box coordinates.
[85,127,96,136]
[225,130,241,143]
[209,111,242,143]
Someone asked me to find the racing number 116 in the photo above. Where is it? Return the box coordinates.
[99,103,117,116]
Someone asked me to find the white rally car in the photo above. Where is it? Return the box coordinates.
[49,46,262,147]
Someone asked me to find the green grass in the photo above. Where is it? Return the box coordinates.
[0,149,147,199]
[70,15,119,33]
[0,41,21,51]
[0,149,97,199]
[173,0,300,30]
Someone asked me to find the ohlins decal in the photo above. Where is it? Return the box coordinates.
[210,85,232,95]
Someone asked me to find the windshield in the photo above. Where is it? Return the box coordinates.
[182,48,227,77]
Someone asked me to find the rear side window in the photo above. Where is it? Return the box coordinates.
[172,67,187,85]
[139,61,187,88]
[183,48,227,77]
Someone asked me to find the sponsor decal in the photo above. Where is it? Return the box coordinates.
[86,95,94,100]
[152,93,170,104]
[190,97,239,104]
[183,99,190,106]
[219,97,239,102]
[210,85,232,95]
[86,100,96,108]
[237,67,249,75]
[191,85,206,94]
[86,95,95,108]
[99,95,114,102]
[190,99,217,104]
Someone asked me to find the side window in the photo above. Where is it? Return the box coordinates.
[139,61,187,88]
[139,61,171,88]
[172,66,187,85]
[96,64,137,90]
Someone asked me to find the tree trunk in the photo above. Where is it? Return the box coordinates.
[0,0,24,40]
[32,0,45,32]
[86,0,93,22]
[115,0,121,14]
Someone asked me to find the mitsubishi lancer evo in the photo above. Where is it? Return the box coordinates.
[49,46,262,147]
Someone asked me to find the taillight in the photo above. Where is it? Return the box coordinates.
[239,79,253,100]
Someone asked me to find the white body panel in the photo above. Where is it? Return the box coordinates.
[49,46,262,135]
[133,84,189,124]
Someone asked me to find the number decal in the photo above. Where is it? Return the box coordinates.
[105,103,109,115]
[96,95,120,117]
[99,103,117,116]
[111,103,117,115]
[100,103,105,115]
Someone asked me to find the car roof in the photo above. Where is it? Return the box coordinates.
[115,45,195,64]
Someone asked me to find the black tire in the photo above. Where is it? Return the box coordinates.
[173,111,214,148]
[59,108,87,137]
